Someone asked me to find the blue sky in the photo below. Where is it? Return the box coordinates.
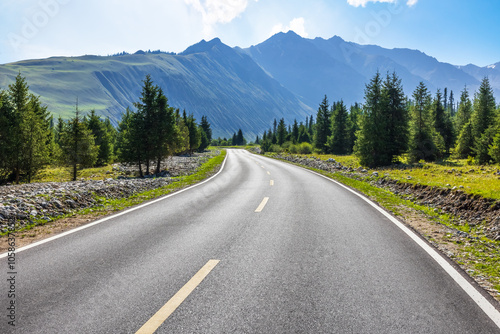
[0,0,499,66]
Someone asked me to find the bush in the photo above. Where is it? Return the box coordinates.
[269,144,283,153]
[298,142,313,154]
[289,144,299,154]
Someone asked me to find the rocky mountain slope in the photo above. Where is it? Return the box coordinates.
[1,32,498,138]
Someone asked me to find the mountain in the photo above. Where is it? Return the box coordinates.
[0,38,312,139]
[458,62,500,96]
[246,31,366,107]
[0,33,498,139]
[246,31,498,106]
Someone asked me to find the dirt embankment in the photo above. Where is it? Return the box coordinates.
[378,179,500,241]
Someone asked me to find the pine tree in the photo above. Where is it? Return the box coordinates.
[277,118,287,146]
[314,95,331,153]
[7,73,50,183]
[86,109,114,166]
[443,87,448,111]
[116,108,133,164]
[198,128,209,152]
[408,82,442,162]
[454,121,474,159]
[236,129,245,146]
[173,109,190,155]
[327,100,349,154]
[453,87,474,158]
[382,72,409,160]
[489,119,500,163]
[55,116,65,145]
[0,90,15,182]
[455,86,473,133]
[135,74,160,174]
[185,113,201,153]
[449,90,455,116]
[308,115,314,135]
[471,77,496,163]
[151,89,176,172]
[432,89,455,154]
[59,101,98,181]
[298,123,311,143]
[292,119,299,144]
[347,103,361,154]
[22,95,49,182]
[200,115,212,142]
[8,73,31,183]
[354,72,393,167]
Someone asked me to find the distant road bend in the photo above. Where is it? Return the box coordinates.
[2,149,500,333]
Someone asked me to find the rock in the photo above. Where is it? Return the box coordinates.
[52,200,63,209]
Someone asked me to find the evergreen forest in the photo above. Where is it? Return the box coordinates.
[259,72,500,168]
[0,74,218,183]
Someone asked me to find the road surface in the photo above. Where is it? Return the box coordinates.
[2,149,500,333]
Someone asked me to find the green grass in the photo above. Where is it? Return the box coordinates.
[293,153,500,200]
[381,160,500,199]
[32,165,117,183]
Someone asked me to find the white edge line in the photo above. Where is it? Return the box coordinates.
[0,152,229,259]
[273,158,500,328]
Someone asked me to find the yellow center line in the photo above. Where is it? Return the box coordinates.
[270,180,274,186]
[267,171,271,175]
[135,260,220,334]
[255,197,269,213]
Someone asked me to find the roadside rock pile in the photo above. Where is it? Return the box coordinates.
[0,178,172,233]
[273,154,354,172]
[0,152,218,233]
[113,152,214,178]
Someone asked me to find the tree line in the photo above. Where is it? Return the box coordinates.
[260,72,500,167]
[0,74,212,183]
[211,128,247,147]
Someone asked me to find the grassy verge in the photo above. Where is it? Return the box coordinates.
[265,153,500,299]
[6,150,226,235]
[92,150,226,212]
[32,165,116,183]
[278,153,500,200]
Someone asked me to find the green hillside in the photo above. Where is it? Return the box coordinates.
[0,41,312,139]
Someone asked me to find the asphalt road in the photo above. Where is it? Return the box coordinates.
[2,149,500,333]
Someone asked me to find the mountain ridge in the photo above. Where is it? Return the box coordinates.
[0,32,498,139]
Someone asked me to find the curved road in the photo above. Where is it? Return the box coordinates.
[2,149,500,333]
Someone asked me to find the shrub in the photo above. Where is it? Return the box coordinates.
[298,142,313,154]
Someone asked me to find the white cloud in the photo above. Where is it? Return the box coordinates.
[270,17,309,38]
[347,0,395,7]
[347,0,418,7]
[184,0,255,35]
